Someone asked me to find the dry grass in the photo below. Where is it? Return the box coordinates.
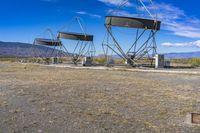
[0,62,200,132]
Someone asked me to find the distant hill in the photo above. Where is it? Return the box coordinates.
[164,52,200,59]
[97,52,200,59]
[0,41,200,59]
[0,41,68,58]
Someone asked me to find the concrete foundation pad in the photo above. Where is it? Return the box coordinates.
[43,64,200,75]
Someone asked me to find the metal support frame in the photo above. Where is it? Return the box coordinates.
[58,17,96,65]
[32,29,69,62]
[102,17,160,66]
[101,0,161,67]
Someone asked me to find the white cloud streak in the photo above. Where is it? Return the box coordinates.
[97,0,132,7]
[107,9,134,17]
[145,3,200,39]
[98,0,200,39]
[162,40,200,47]
[76,11,101,18]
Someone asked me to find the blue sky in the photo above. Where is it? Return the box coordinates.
[0,0,200,54]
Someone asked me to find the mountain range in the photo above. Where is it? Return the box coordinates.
[0,41,67,58]
[0,41,200,59]
[164,52,200,59]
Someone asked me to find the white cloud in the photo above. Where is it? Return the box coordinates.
[101,1,200,39]
[76,11,101,18]
[150,4,184,20]
[107,9,134,17]
[98,0,132,7]
[162,40,200,47]
[139,3,200,38]
[163,21,200,38]
[76,11,87,15]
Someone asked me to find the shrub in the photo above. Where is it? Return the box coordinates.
[189,58,200,67]
[93,57,107,64]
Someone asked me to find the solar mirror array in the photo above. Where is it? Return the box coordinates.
[33,17,95,65]
[33,0,161,67]
[102,0,161,66]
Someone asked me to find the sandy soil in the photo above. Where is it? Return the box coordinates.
[0,62,200,133]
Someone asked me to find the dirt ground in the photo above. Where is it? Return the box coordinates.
[0,62,200,133]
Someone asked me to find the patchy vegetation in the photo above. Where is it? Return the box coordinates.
[93,57,107,64]
[169,58,200,67]
[0,62,200,132]
[190,58,200,67]
[1,57,200,68]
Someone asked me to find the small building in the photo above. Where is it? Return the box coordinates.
[51,57,59,64]
[82,57,92,66]
[155,54,165,68]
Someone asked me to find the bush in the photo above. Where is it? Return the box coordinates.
[0,58,18,62]
[189,58,200,67]
[93,57,107,64]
